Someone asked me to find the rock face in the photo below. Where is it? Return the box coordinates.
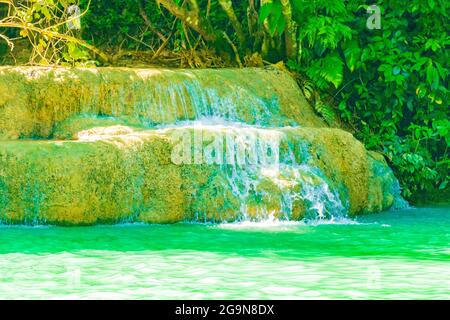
[0,67,403,225]
[0,66,324,139]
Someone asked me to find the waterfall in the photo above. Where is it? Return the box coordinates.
[160,121,348,222]
[0,67,404,225]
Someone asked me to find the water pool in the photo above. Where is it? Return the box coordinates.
[0,207,448,299]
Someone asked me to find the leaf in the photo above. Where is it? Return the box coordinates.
[343,39,360,72]
[277,14,287,35]
[267,2,283,37]
[259,1,284,37]
[428,0,435,9]
[302,80,315,101]
[39,39,47,49]
[258,3,273,24]
[40,6,51,20]
[314,99,336,125]
[66,42,89,61]
[319,54,344,88]
[426,62,439,89]
[307,58,345,90]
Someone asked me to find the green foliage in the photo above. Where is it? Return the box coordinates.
[305,54,344,89]
[79,0,146,48]
[259,1,286,37]
[62,42,92,66]
[313,99,336,126]
[284,0,449,202]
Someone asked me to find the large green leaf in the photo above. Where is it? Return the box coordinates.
[320,54,344,88]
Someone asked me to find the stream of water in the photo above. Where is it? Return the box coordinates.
[0,206,448,299]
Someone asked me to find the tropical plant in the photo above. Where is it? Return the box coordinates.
[0,0,107,64]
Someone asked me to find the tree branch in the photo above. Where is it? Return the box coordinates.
[0,21,110,62]
[139,0,167,42]
[156,0,216,41]
[218,0,246,46]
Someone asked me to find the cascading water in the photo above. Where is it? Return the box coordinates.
[130,78,295,127]
[0,67,405,225]
[136,73,350,222]
[69,70,352,222]
[160,120,348,223]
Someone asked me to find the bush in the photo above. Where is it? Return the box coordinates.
[283,0,449,202]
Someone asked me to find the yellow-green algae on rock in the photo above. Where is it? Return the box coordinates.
[0,125,401,225]
[0,66,325,140]
[0,135,184,225]
[0,67,404,225]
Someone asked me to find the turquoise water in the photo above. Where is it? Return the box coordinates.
[0,207,448,299]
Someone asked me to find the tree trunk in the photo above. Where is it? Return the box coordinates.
[260,0,273,57]
[280,0,297,60]
[218,0,245,46]
[156,0,216,41]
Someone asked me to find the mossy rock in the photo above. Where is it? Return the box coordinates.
[0,66,326,140]
[0,125,401,225]
[0,66,404,225]
[0,135,185,225]
[285,128,369,216]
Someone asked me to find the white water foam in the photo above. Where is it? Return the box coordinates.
[216,213,362,231]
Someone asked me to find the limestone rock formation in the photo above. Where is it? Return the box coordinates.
[0,67,404,225]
